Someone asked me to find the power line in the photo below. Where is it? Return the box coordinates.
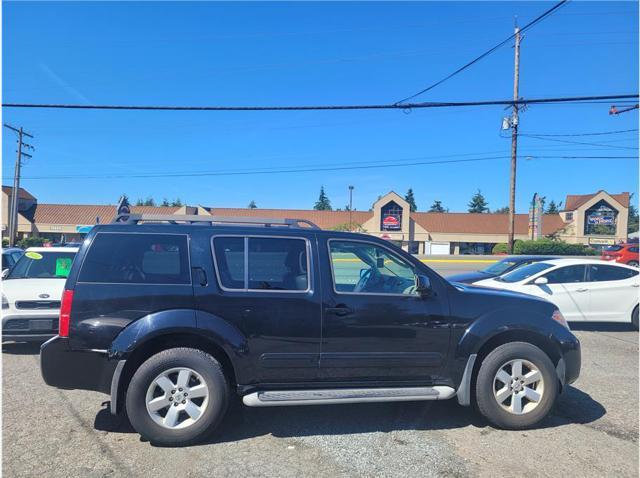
[519,134,638,150]
[394,0,570,104]
[2,94,638,112]
[8,155,635,181]
[521,128,638,137]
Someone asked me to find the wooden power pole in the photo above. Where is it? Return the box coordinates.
[507,26,521,254]
[3,124,34,247]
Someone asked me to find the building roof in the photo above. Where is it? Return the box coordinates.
[31,204,181,225]
[2,185,36,201]
[564,191,630,211]
[411,212,566,235]
[206,207,373,230]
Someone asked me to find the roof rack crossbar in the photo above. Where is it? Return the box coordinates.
[113,213,320,229]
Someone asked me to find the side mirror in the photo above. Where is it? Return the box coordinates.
[415,274,432,297]
[533,276,548,285]
[1,269,9,279]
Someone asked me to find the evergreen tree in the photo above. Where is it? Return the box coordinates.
[494,206,510,214]
[143,197,156,206]
[135,198,144,206]
[404,188,417,212]
[170,198,183,207]
[468,190,489,213]
[628,193,639,234]
[545,200,562,214]
[248,200,257,209]
[161,198,170,207]
[428,200,446,213]
[314,186,332,211]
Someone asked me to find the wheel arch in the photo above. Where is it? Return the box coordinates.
[113,332,237,415]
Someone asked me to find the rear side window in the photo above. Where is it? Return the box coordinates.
[213,236,309,291]
[589,264,638,282]
[629,247,639,253]
[79,233,190,284]
[541,265,586,284]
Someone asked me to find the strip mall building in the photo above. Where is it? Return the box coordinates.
[2,187,631,254]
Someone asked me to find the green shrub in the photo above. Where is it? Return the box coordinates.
[2,238,8,248]
[492,243,508,254]
[16,236,46,249]
[513,238,596,256]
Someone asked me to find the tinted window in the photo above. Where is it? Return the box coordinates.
[329,240,417,295]
[603,245,623,252]
[542,265,586,284]
[589,264,638,282]
[213,237,309,291]
[213,237,245,289]
[629,247,639,253]
[248,238,308,290]
[482,259,518,275]
[79,233,190,284]
[7,251,76,279]
[498,262,553,283]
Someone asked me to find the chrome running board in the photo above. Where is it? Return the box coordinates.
[242,386,456,407]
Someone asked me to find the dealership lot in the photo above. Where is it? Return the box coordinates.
[2,263,638,478]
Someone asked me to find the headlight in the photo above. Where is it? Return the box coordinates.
[2,294,9,309]
[552,309,569,330]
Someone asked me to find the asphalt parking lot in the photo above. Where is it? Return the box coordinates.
[3,262,639,477]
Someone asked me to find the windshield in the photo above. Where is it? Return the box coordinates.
[482,259,518,275]
[7,251,76,279]
[497,262,554,283]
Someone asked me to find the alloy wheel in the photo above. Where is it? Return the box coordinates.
[493,359,544,415]
[145,367,210,429]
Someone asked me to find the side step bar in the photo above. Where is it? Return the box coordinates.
[242,386,456,407]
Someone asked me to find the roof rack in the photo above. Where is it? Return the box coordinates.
[112,213,320,229]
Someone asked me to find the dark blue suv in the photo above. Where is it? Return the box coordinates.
[40,214,580,446]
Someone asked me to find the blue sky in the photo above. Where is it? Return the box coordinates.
[3,1,638,212]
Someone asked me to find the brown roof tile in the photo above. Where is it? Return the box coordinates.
[564,191,630,211]
[411,212,566,235]
[32,204,180,225]
[2,185,36,201]
[206,208,373,230]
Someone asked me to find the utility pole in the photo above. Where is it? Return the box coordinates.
[348,185,354,231]
[3,124,34,247]
[507,25,521,254]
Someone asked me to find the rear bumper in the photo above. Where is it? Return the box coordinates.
[40,336,118,395]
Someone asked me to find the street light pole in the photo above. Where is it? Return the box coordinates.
[507,25,521,254]
[348,185,354,231]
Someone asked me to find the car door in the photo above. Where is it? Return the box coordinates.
[318,237,450,383]
[524,265,590,321]
[193,230,322,384]
[586,264,639,321]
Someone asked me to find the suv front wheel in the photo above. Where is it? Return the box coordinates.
[475,342,558,429]
[125,347,229,446]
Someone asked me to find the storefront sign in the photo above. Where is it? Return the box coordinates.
[382,215,401,230]
[588,238,615,245]
[587,215,615,225]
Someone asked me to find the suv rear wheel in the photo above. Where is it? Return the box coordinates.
[475,342,558,429]
[126,347,229,446]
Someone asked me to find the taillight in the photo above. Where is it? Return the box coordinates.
[59,290,74,337]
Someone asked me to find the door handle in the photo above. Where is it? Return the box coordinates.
[326,306,353,317]
[576,288,588,292]
[192,267,207,286]
[632,284,640,288]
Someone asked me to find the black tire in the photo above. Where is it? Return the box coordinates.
[627,260,639,268]
[475,342,558,430]
[125,347,229,446]
[632,306,639,331]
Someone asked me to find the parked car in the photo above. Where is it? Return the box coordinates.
[2,247,24,273]
[40,215,580,446]
[475,258,639,329]
[2,247,78,342]
[601,243,639,267]
[447,255,557,284]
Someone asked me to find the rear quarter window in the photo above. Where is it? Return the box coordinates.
[78,233,191,284]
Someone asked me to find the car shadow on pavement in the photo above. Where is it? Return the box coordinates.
[1,342,44,355]
[568,322,636,332]
[93,385,605,446]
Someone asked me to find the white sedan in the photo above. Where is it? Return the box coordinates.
[475,258,639,329]
[2,247,78,342]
